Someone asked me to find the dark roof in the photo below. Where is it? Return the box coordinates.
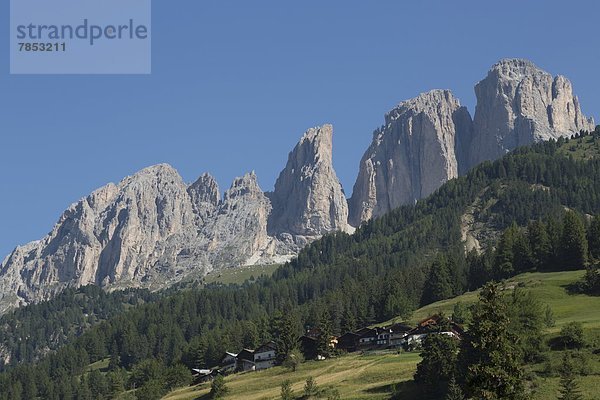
[355,327,378,338]
[237,349,255,361]
[255,341,277,353]
[389,323,413,333]
[299,335,317,343]
[338,332,360,339]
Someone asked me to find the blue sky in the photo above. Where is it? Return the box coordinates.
[1,0,599,259]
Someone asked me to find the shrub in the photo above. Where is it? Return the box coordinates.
[210,375,228,399]
[559,323,586,349]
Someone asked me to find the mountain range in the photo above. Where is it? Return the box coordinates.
[0,58,595,313]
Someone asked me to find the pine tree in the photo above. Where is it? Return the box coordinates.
[560,211,588,270]
[304,376,318,398]
[280,380,293,400]
[559,354,583,400]
[588,215,600,260]
[209,375,228,399]
[494,224,518,278]
[316,311,334,359]
[421,255,454,305]
[528,220,552,270]
[193,337,208,369]
[414,333,458,396]
[340,307,357,333]
[512,227,534,272]
[271,310,301,364]
[445,377,464,400]
[459,282,525,400]
[582,263,600,294]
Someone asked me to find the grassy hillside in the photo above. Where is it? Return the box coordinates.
[164,353,421,400]
[389,270,600,332]
[557,133,600,160]
[165,270,600,400]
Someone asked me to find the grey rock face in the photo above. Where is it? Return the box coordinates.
[203,172,279,268]
[349,90,472,226]
[187,173,220,223]
[0,164,200,313]
[468,58,595,167]
[268,124,350,237]
[0,126,351,312]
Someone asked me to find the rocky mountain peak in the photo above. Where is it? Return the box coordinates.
[468,59,595,167]
[349,89,472,226]
[0,59,595,313]
[268,124,350,236]
[187,173,220,223]
[224,172,263,202]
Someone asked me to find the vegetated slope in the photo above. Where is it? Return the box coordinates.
[165,352,421,400]
[165,270,600,400]
[2,131,600,399]
[0,285,157,371]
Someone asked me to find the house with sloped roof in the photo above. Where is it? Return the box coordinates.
[236,349,256,372]
[220,351,238,373]
[254,341,277,370]
[404,315,463,347]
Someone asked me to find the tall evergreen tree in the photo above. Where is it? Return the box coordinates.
[559,354,583,400]
[512,227,534,273]
[209,375,228,399]
[421,255,454,305]
[271,310,301,364]
[414,333,458,397]
[445,377,465,400]
[459,283,525,400]
[316,311,334,359]
[560,211,588,270]
[340,307,357,334]
[494,224,519,278]
[527,220,552,270]
[588,215,600,260]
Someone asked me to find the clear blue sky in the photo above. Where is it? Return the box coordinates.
[1,0,599,259]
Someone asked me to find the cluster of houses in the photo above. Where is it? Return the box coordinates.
[192,341,278,383]
[192,314,463,383]
[338,314,463,353]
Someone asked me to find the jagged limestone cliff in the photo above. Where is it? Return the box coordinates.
[268,124,350,237]
[468,58,595,167]
[349,90,472,226]
[0,126,349,313]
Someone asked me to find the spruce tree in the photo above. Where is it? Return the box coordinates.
[271,310,301,364]
[316,311,334,359]
[209,375,228,399]
[588,215,600,260]
[528,220,552,270]
[280,380,293,400]
[459,282,525,400]
[304,376,318,398]
[414,333,458,396]
[494,224,518,278]
[560,211,588,270]
[512,227,534,273]
[445,377,465,400]
[559,354,583,400]
[421,255,454,305]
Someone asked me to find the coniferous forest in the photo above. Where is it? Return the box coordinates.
[2,129,600,399]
